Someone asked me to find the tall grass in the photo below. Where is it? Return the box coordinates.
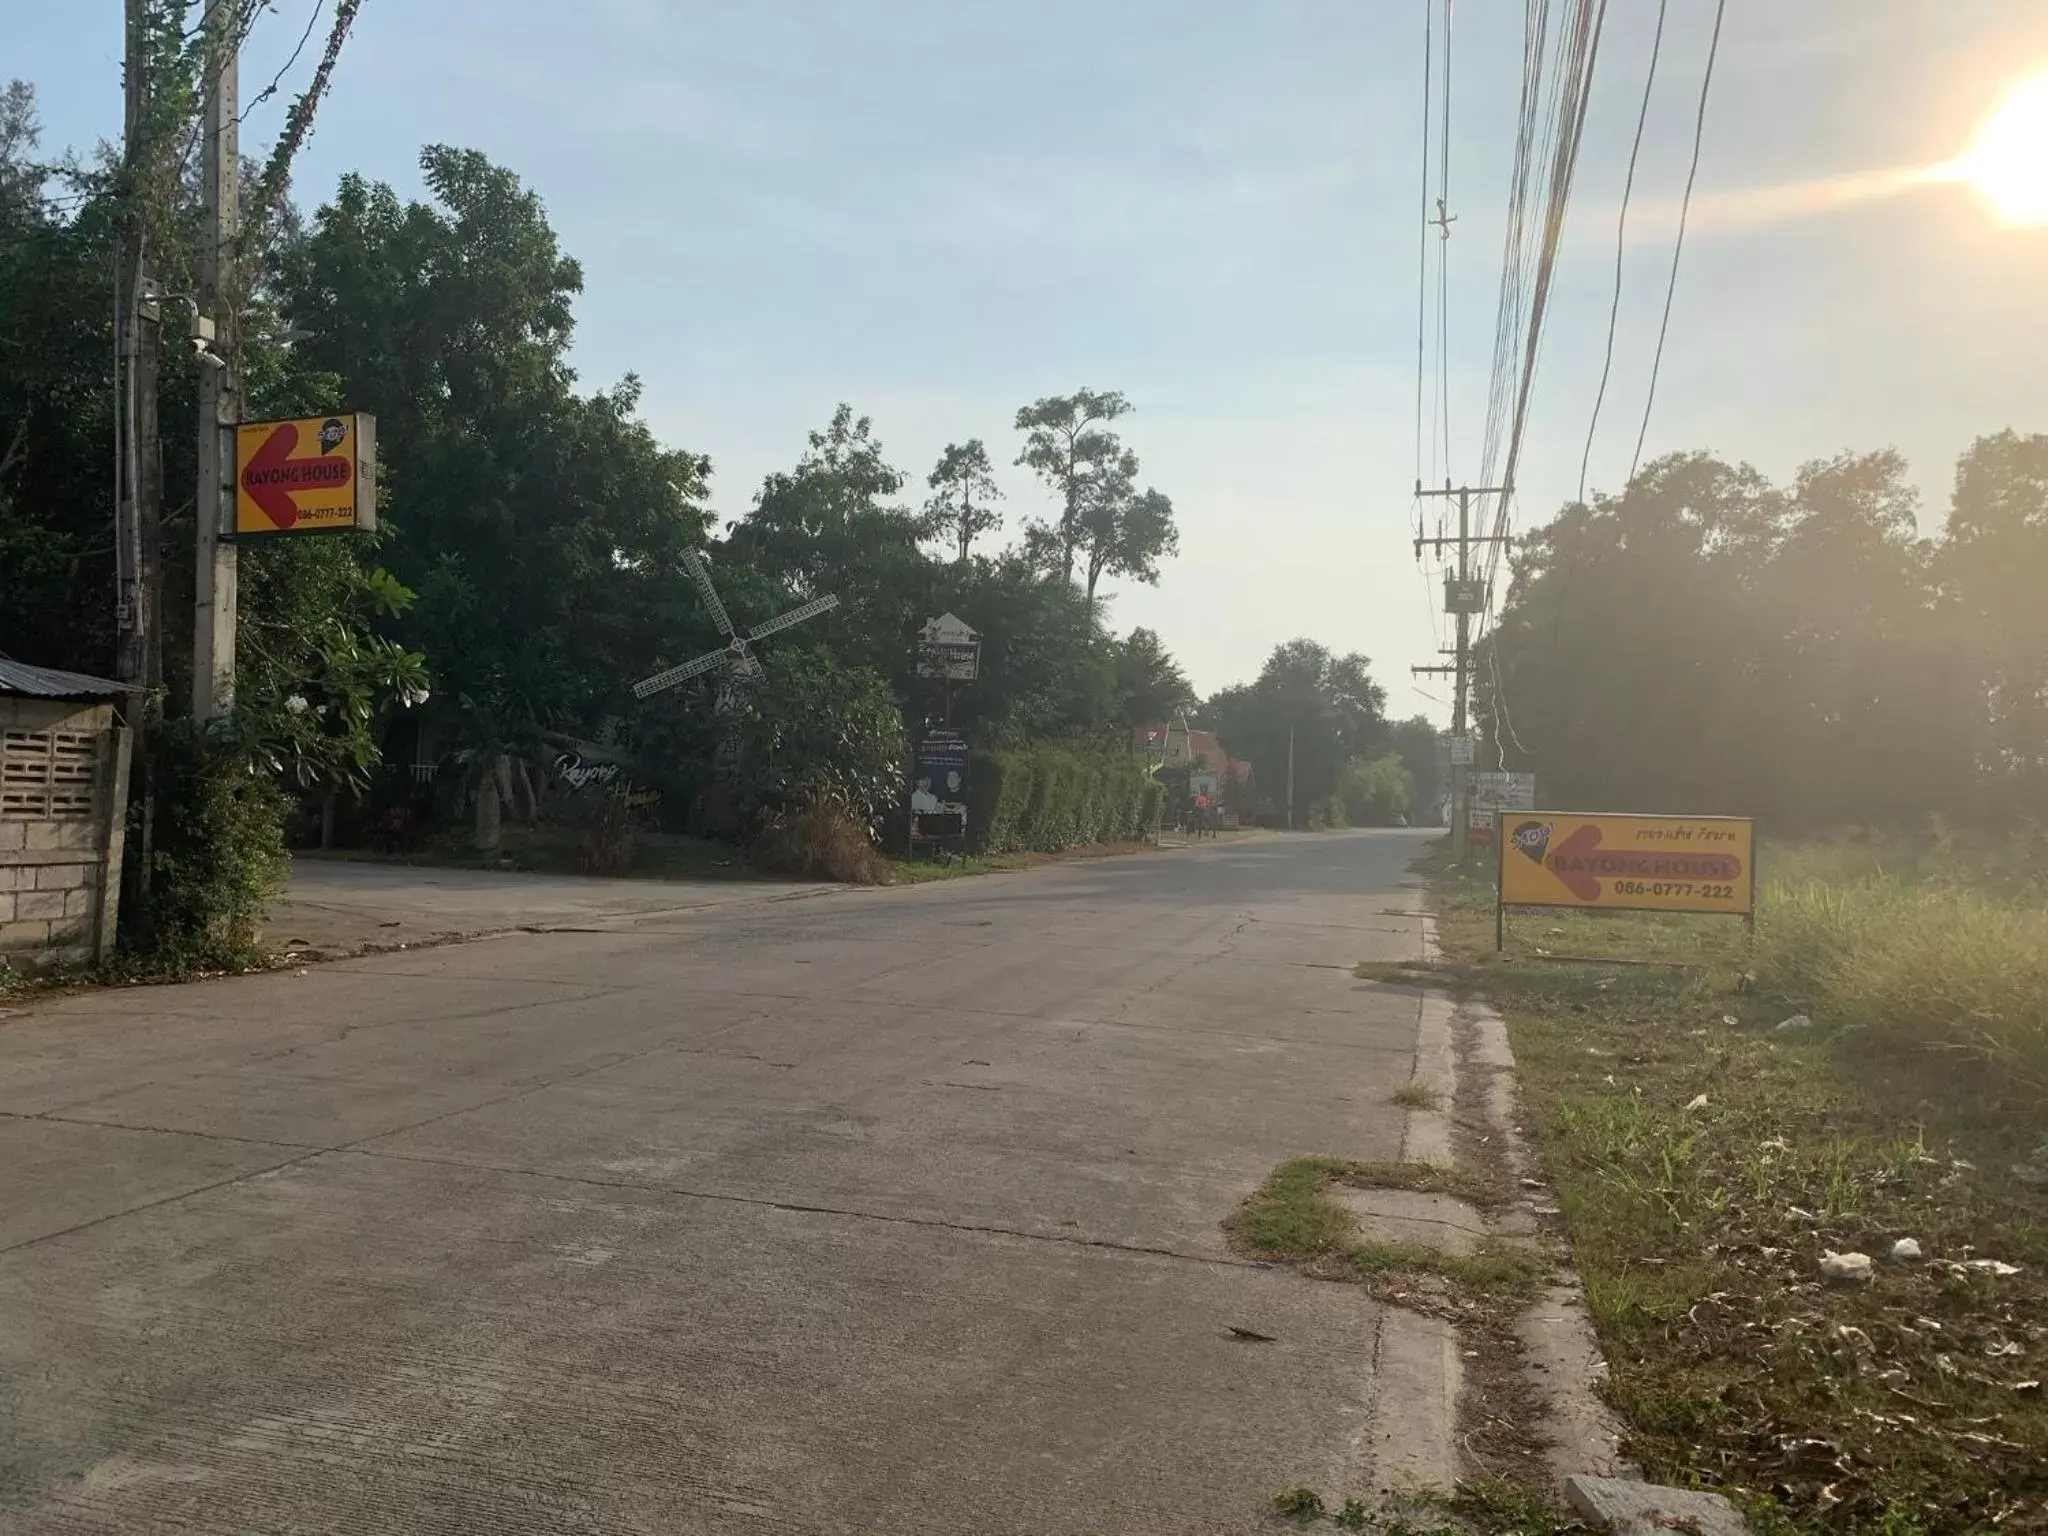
[753,791,886,885]
[1755,835,2048,1106]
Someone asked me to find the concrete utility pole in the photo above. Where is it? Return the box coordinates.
[1413,482,1510,858]
[115,0,162,700]
[192,0,239,721]
[1286,719,1295,831]
[116,0,166,919]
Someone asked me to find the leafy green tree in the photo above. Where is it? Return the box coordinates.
[278,146,714,743]
[924,439,1003,563]
[1072,447,1179,603]
[1384,716,1445,824]
[725,404,932,689]
[1336,754,1413,826]
[728,643,906,829]
[1112,626,1194,727]
[1943,430,2048,812]
[1014,387,1131,583]
[1209,641,1388,827]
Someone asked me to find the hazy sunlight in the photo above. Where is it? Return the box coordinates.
[1957,69,2048,226]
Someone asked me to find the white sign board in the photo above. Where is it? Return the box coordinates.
[1448,734,1476,767]
[1467,771,1536,844]
[916,611,981,681]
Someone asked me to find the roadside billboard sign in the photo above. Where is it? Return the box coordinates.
[1498,812,1756,925]
[235,413,377,536]
[1467,770,1535,845]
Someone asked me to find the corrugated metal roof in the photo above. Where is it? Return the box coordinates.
[0,657,129,698]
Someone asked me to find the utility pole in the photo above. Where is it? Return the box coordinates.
[193,0,239,721]
[117,0,165,921]
[1286,719,1295,831]
[1413,481,1511,857]
[116,0,162,699]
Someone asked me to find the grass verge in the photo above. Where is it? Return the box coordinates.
[1421,838,2048,1535]
[1224,1156,1545,1302]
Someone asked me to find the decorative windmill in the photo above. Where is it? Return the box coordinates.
[632,550,840,706]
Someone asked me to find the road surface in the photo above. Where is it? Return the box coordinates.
[1,831,1437,1534]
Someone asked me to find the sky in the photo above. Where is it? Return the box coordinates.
[9,0,2048,718]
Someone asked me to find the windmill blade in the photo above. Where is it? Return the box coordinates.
[731,644,765,680]
[632,648,729,700]
[680,549,735,637]
[748,593,840,641]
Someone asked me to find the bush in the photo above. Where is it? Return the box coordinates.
[1336,752,1413,825]
[1756,868,2048,1104]
[966,745,1159,854]
[754,790,886,884]
[139,723,289,970]
[730,645,905,832]
[576,789,647,876]
[1308,793,1347,830]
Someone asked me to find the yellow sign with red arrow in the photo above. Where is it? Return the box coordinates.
[234,413,377,536]
[1497,811,1755,917]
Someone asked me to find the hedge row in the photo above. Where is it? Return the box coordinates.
[968,746,1165,854]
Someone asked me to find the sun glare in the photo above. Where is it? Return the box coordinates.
[1961,70,2048,226]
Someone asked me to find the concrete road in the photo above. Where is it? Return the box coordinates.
[269,857,828,956]
[1,831,1437,1535]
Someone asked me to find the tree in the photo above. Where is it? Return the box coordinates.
[1209,641,1388,826]
[727,643,906,830]
[1074,448,1179,603]
[924,439,1003,563]
[1112,627,1195,728]
[1014,387,1131,583]
[1384,716,1445,825]
[725,404,931,689]
[279,146,714,746]
[1943,430,2048,810]
[1336,754,1413,826]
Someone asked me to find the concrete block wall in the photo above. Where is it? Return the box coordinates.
[0,696,121,969]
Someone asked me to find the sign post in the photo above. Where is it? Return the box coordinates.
[1496,812,1757,952]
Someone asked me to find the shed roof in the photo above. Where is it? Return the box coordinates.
[0,656,129,699]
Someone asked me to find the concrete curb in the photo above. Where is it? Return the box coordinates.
[1400,990,1458,1169]
[1463,995,1632,1481]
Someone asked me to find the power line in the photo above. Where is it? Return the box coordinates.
[1433,0,1453,482]
[1629,0,1728,484]
[1480,0,1609,602]
[1577,0,1668,507]
[1412,0,1434,500]
[239,0,328,129]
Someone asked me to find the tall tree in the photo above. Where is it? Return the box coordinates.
[1943,430,2048,808]
[1209,641,1388,826]
[1074,447,1179,603]
[1112,626,1194,727]
[1014,387,1130,583]
[726,404,930,688]
[279,146,713,740]
[924,438,1002,563]
[1384,716,1445,824]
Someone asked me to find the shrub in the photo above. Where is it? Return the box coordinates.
[754,790,886,884]
[576,789,646,876]
[730,646,905,832]
[139,723,289,970]
[1308,792,1347,830]
[966,745,1157,854]
[1336,752,1413,825]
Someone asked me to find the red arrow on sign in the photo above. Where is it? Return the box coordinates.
[1547,825,1604,900]
[1542,824,1745,902]
[240,422,352,529]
